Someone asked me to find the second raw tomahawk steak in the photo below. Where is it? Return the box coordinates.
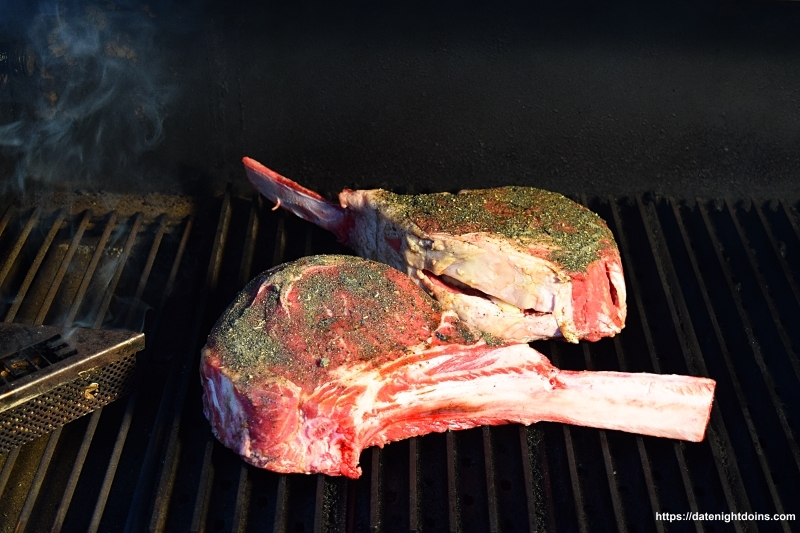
[243,157,626,343]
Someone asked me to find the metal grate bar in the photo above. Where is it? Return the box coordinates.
[63,212,118,326]
[150,215,195,365]
[51,409,102,532]
[408,437,419,532]
[227,197,263,533]
[145,210,231,532]
[0,446,20,504]
[536,429,558,533]
[612,337,664,533]
[93,212,144,328]
[124,214,169,329]
[590,205,665,525]
[13,210,95,533]
[575,196,628,531]
[14,426,63,533]
[164,216,195,300]
[669,199,790,518]
[239,195,262,287]
[145,190,232,533]
[20,212,147,532]
[45,213,123,531]
[446,430,458,533]
[190,439,216,532]
[192,196,283,533]
[268,215,291,533]
[346,449,357,531]
[312,474,326,533]
[369,446,382,531]
[271,214,287,268]
[86,215,175,532]
[638,197,753,527]
[87,397,136,533]
[0,209,68,501]
[561,426,586,533]
[752,201,800,311]
[304,223,314,258]
[581,343,626,533]
[35,210,92,325]
[561,206,628,528]
[30,212,89,326]
[780,200,800,245]
[549,342,589,533]
[0,204,14,239]
[272,475,289,533]
[696,202,800,471]
[231,464,250,533]
[481,427,499,533]
[517,427,538,533]
[607,198,704,532]
[56,213,189,532]
[725,200,800,382]
[5,209,66,322]
[0,207,40,289]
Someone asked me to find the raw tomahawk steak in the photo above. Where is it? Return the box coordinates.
[201,255,714,478]
[243,157,626,343]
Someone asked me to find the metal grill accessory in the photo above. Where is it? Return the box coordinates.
[0,323,144,453]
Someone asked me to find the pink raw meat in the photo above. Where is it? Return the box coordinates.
[242,157,626,343]
[200,255,714,478]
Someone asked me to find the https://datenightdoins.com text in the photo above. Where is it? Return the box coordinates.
[656,512,795,524]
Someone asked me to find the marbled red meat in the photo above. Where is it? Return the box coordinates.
[243,157,626,343]
[201,255,714,478]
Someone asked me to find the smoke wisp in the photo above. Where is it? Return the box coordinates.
[0,2,175,192]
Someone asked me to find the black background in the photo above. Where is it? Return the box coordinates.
[3,0,800,200]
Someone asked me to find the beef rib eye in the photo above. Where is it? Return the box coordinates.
[242,157,626,343]
[201,255,713,478]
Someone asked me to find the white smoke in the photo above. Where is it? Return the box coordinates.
[0,2,174,191]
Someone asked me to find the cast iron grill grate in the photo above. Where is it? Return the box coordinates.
[0,191,797,532]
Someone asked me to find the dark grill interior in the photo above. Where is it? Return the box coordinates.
[0,192,797,532]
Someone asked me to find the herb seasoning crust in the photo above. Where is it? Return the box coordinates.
[375,187,615,273]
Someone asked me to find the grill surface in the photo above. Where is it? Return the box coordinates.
[0,191,798,532]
